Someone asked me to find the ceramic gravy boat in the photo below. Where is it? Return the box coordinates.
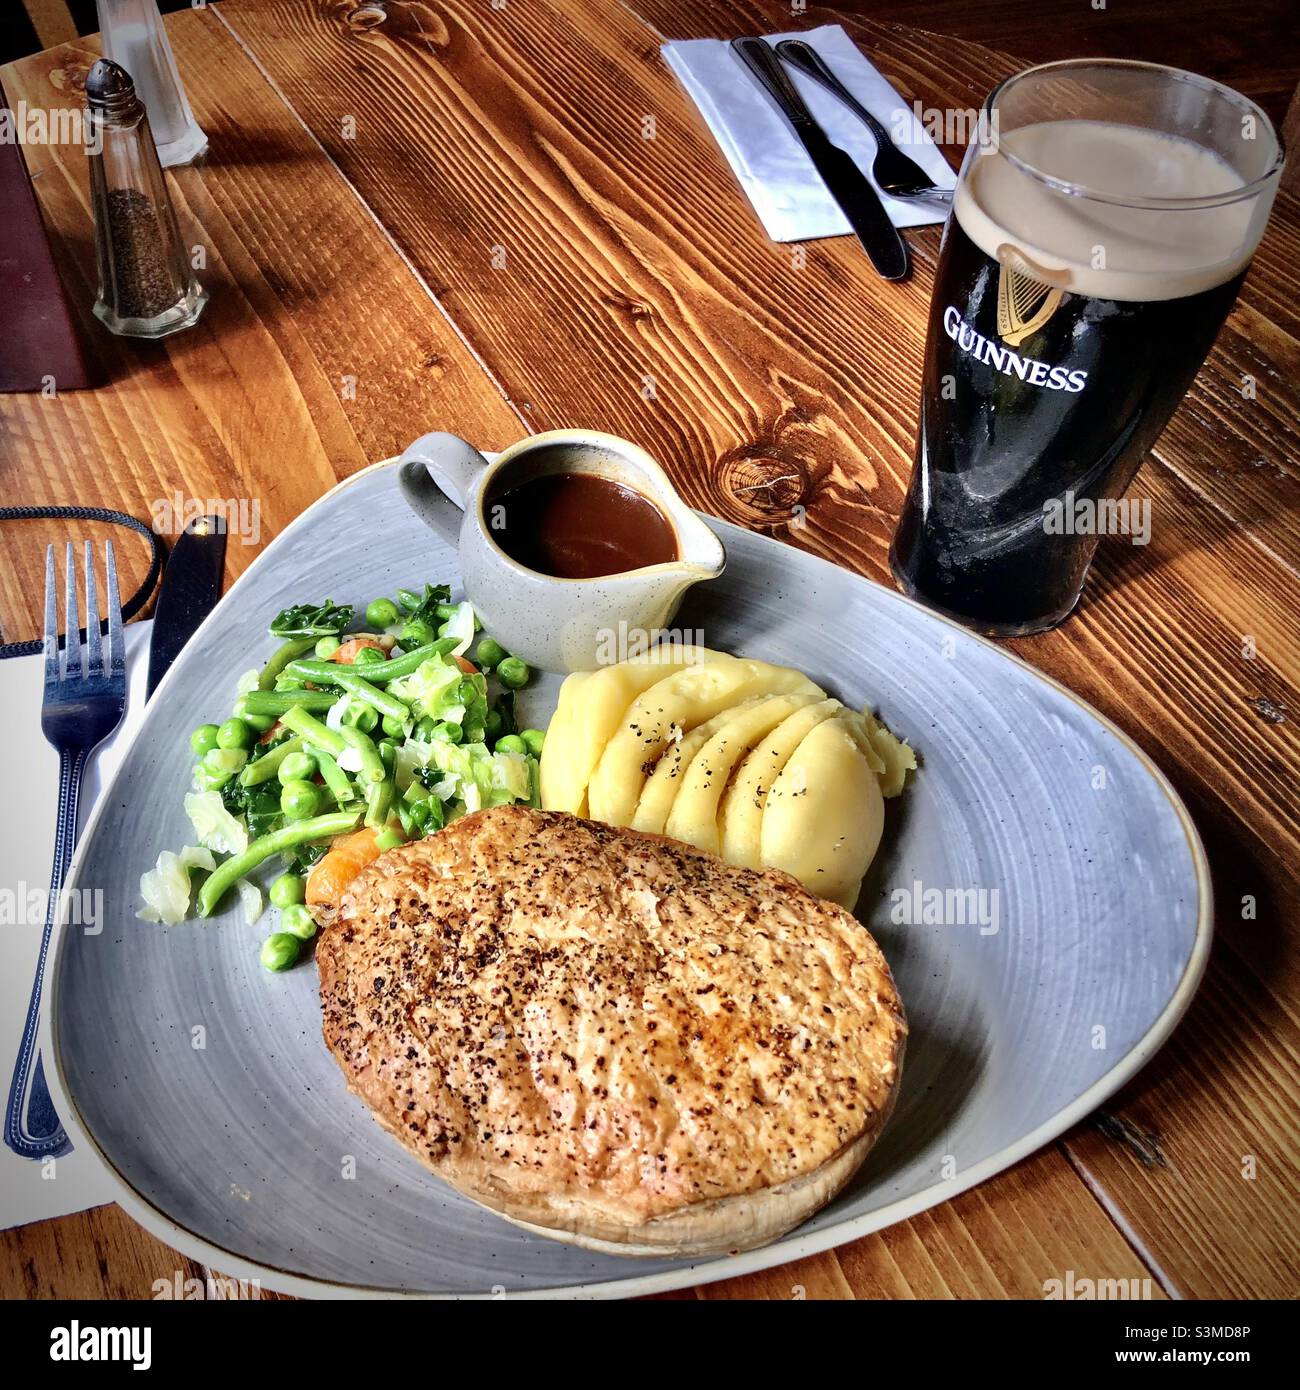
[397,429,726,672]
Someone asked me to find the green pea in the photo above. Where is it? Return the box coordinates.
[430,720,463,744]
[354,645,387,667]
[260,932,300,972]
[408,798,433,830]
[496,656,530,690]
[341,702,378,733]
[280,779,322,821]
[314,635,341,660]
[280,903,317,941]
[494,734,526,755]
[474,637,506,671]
[399,618,438,650]
[191,723,220,757]
[483,707,503,740]
[366,598,401,629]
[277,750,318,785]
[216,716,253,751]
[413,716,438,743]
[381,713,406,739]
[205,747,248,776]
[456,676,480,705]
[520,728,545,758]
[193,761,233,792]
[269,873,305,909]
[232,696,276,733]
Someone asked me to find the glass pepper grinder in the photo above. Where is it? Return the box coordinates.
[86,58,207,339]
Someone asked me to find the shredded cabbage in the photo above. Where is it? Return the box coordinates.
[387,654,461,721]
[236,668,261,696]
[184,791,249,856]
[236,878,264,926]
[180,845,216,873]
[137,850,193,924]
[440,601,476,656]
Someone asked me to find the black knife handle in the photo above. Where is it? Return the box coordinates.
[731,37,814,128]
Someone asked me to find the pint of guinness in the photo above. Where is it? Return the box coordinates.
[890,61,1282,634]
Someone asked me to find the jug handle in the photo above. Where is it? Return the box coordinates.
[396,432,490,546]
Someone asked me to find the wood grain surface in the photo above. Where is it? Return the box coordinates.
[0,0,1296,1300]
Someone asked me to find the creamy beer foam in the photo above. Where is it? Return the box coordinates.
[955,120,1261,301]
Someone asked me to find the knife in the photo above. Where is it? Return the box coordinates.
[731,37,910,281]
[146,517,227,696]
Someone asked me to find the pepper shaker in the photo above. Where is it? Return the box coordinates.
[86,59,207,339]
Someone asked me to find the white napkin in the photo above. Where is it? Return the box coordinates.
[0,620,152,1230]
[663,23,956,242]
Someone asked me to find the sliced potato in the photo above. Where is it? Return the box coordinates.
[761,716,884,909]
[632,697,766,835]
[587,658,823,827]
[664,693,819,854]
[718,698,842,869]
[539,647,724,815]
[860,709,917,797]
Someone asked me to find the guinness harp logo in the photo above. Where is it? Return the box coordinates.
[997,265,1064,346]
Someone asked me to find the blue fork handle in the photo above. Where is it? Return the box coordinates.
[5,747,85,1158]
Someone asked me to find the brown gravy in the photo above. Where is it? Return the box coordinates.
[491,471,678,579]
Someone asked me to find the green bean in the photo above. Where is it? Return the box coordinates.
[373,825,404,851]
[364,639,457,683]
[339,725,386,784]
[238,736,304,787]
[242,689,337,717]
[310,747,356,803]
[364,776,394,829]
[198,811,360,916]
[279,705,347,756]
[284,660,409,722]
[257,637,317,691]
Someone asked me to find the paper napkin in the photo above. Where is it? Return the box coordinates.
[663,23,957,242]
[0,620,152,1230]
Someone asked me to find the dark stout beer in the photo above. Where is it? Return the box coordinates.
[891,105,1276,634]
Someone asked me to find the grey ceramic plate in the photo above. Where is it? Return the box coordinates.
[45,459,1211,1298]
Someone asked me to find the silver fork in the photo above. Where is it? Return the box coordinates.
[5,542,126,1158]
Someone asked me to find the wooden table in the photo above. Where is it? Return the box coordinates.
[1,0,1296,1301]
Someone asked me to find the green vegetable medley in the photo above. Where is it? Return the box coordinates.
[138,584,544,971]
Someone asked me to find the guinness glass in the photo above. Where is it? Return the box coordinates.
[890,61,1282,634]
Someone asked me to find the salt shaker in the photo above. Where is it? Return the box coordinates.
[96,0,206,167]
[86,59,207,339]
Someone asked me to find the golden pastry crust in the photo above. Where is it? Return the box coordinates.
[317,806,905,1256]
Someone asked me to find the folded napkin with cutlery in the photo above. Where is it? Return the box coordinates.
[664,23,956,242]
[0,621,151,1230]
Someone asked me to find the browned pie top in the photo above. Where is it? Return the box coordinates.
[318,806,906,1226]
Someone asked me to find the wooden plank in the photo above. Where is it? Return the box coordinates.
[0,4,525,1298]
[219,0,1300,1298]
[628,0,1300,122]
[0,5,524,646]
[699,1149,1167,1300]
[0,1204,204,1299]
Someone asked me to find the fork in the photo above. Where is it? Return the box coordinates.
[774,39,954,207]
[5,542,126,1159]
